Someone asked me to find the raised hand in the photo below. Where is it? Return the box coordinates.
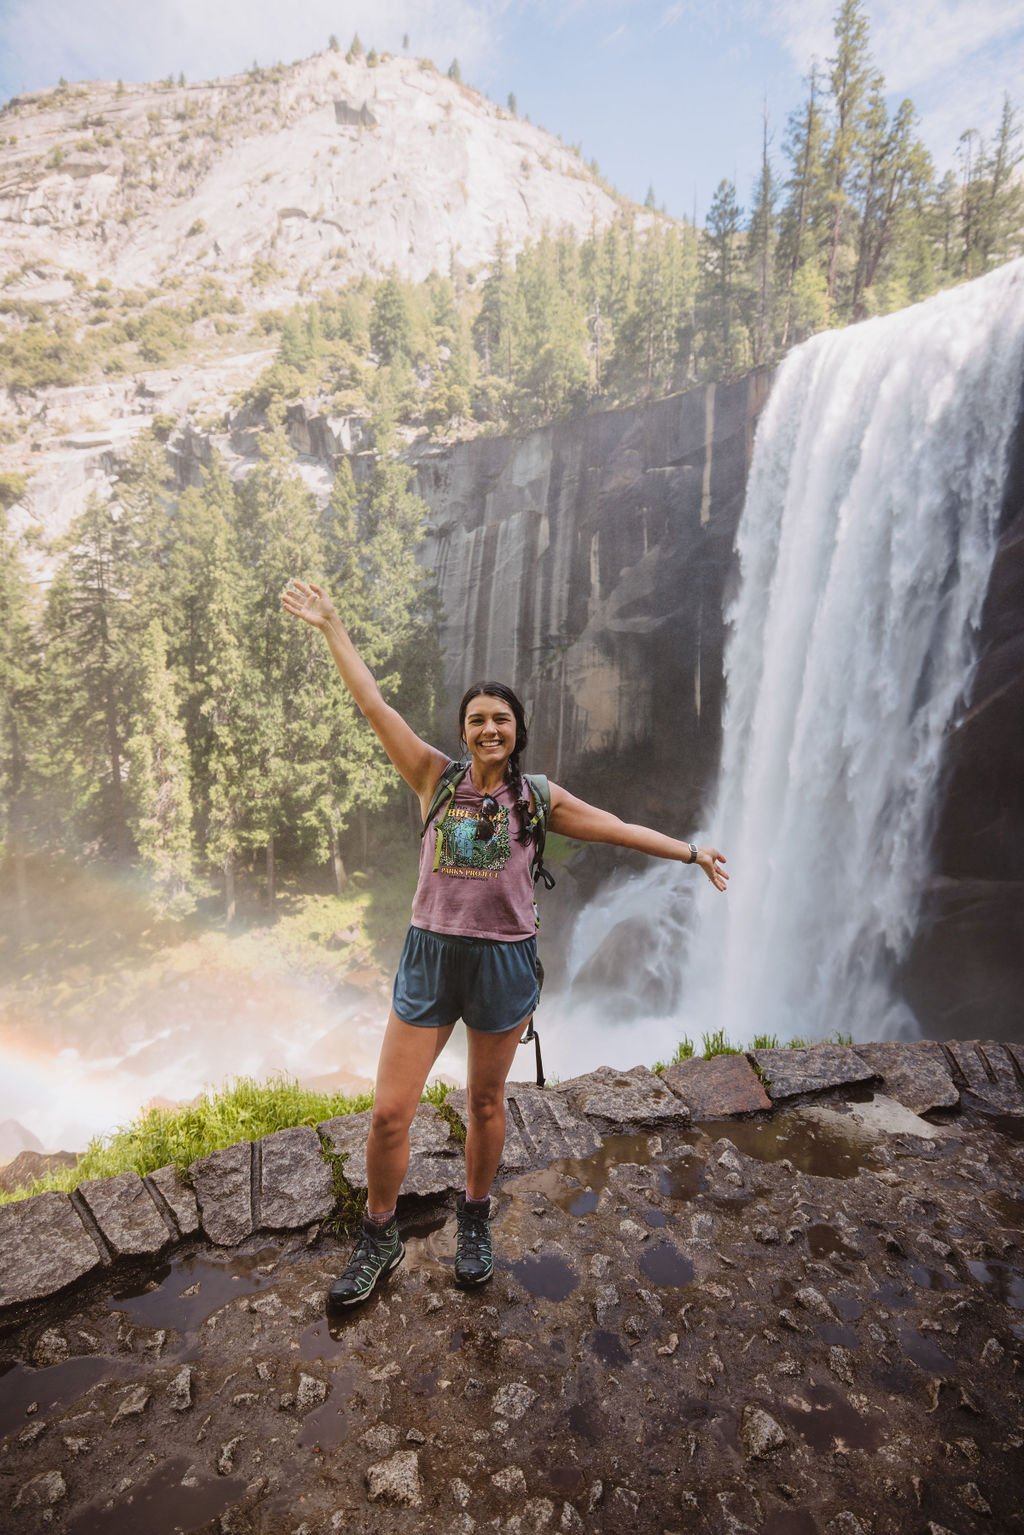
[282,580,335,629]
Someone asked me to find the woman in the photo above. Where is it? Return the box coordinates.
[282,580,728,1307]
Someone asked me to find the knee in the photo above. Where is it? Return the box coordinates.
[370,1099,415,1142]
[467,1088,505,1127]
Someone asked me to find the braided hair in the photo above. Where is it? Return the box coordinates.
[458,681,534,846]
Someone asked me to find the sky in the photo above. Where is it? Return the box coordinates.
[0,0,1021,226]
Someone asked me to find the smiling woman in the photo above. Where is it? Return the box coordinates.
[282,578,727,1312]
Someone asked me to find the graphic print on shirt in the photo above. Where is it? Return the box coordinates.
[434,804,512,879]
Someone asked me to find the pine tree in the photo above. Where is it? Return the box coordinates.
[823,0,878,315]
[370,272,413,366]
[746,109,778,364]
[0,510,37,933]
[124,619,197,916]
[777,65,829,347]
[700,180,745,377]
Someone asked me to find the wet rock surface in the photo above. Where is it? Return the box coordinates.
[1,1048,1023,1533]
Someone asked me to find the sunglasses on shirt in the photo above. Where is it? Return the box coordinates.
[475,795,500,842]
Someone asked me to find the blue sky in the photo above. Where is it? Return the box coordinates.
[0,0,1021,223]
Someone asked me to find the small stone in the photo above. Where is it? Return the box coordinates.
[980,1337,1005,1364]
[586,1481,604,1511]
[365,1449,423,1508]
[825,1517,868,1535]
[523,1497,556,1528]
[406,1426,426,1444]
[296,1374,328,1413]
[463,1378,486,1399]
[958,1483,992,1515]
[256,1361,275,1381]
[739,1405,787,1460]
[181,1465,201,1487]
[63,1437,91,1456]
[112,1386,151,1422]
[795,1286,835,1320]
[491,1465,528,1496]
[828,1347,855,1385]
[612,1486,640,1513]
[778,1309,808,1333]
[167,1367,194,1411]
[232,1393,259,1408]
[14,1470,67,1508]
[32,1329,69,1368]
[424,1294,444,1313]
[359,1425,401,1456]
[218,1436,243,1475]
[493,1381,539,1420]
[624,1313,648,1340]
[561,1503,585,1532]
[594,1284,620,1324]
[451,1477,472,1507]
[754,1225,780,1244]
[658,1332,680,1356]
[18,1420,47,1445]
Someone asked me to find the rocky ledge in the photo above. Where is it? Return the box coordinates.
[0,1038,1022,1534]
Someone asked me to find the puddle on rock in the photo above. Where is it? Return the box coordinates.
[298,1363,357,1449]
[0,1355,140,1441]
[895,1321,954,1372]
[807,1223,861,1260]
[508,1252,579,1301]
[63,1455,247,1535]
[506,1132,704,1218]
[109,1247,284,1343]
[587,1329,630,1366]
[701,1109,883,1179]
[638,1241,696,1288]
[966,1259,1024,1311]
[778,1381,884,1452]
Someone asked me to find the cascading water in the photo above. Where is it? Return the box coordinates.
[550,259,1024,1070]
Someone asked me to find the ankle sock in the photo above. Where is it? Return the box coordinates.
[367,1206,396,1226]
[463,1193,490,1214]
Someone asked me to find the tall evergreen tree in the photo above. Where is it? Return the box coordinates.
[777,64,828,347]
[0,511,37,932]
[823,0,878,314]
[124,618,197,916]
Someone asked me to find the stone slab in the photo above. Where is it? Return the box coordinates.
[445,1084,603,1171]
[76,1171,173,1258]
[854,1041,959,1116]
[662,1055,771,1118]
[555,1065,690,1131]
[146,1164,201,1237]
[747,1045,876,1102]
[945,1040,1024,1112]
[318,1105,461,1196]
[259,1126,335,1229]
[0,1191,102,1308]
[189,1142,254,1246]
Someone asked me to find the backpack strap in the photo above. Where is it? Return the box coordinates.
[421,760,470,839]
[523,773,556,891]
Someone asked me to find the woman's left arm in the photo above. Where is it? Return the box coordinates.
[547,783,729,892]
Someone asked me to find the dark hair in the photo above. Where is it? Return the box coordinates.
[458,681,532,845]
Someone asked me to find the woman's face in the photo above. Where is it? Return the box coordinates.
[462,694,518,769]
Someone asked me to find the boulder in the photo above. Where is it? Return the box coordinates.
[189,1143,254,1246]
[259,1125,334,1229]
[0,1190,101,1307]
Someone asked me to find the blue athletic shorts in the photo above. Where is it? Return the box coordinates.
[392,926,539,1034]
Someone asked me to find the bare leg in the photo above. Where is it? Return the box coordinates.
[366,1009,454,1212]
[463,1016,532,1200]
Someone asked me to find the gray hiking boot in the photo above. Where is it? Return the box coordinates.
[327,1215,404,1309]
[454,1195,494,1287]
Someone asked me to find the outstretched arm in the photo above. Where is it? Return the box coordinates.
[548,783,728,891]
[282,580,447,803]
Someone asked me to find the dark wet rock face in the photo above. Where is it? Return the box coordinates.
[1,1043,1023,1534]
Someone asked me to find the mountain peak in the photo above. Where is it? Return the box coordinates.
[0,50,632,300]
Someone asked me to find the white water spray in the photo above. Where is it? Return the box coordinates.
[552,261,1024,1064]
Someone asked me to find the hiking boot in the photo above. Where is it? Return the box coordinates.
[454,1195,494,1287]
[327,1215,404,1309]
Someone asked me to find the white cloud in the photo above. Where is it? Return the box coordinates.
[0,0,508,101]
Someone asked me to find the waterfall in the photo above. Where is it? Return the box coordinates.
[550,260,1024,1069]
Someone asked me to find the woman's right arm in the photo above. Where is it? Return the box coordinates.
[282,580,447,800]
